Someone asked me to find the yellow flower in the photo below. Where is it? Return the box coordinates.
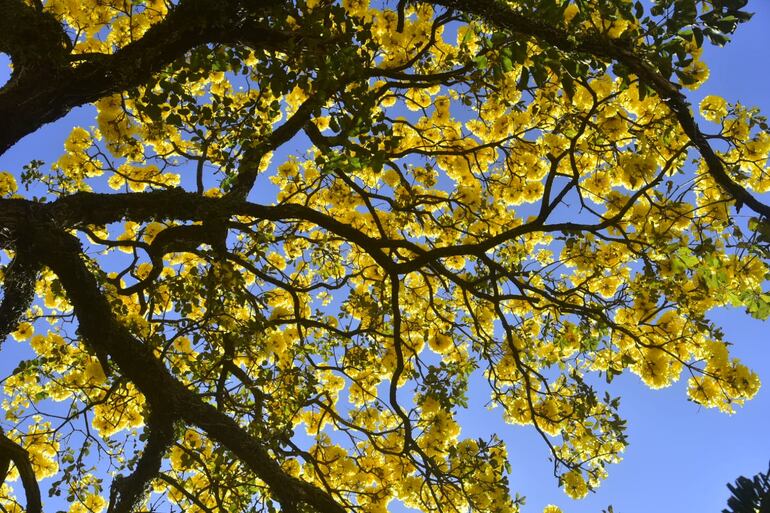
[173,336,193,354]
[444,255,465,271]
[266,251,287,271]
[63,126,91,153]
[405,88,432,111]
[563,3,579,24]
[682,60,710,90]
[69,493,107,513]
[543,505,563,513]
[428,333,453,354]
[605,18,629,39]
[699,95,728,122]
[11,322,33,341]
[0,171,18,196]
[562,469,589,499]
[84,358,107,384]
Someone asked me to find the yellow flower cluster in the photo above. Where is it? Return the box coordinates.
[91,383,146,436]
[69,494,107,513]
[107,163,180,192]
[0,171,17,196]
[46,0,167,54]
[687,341,760,413]
[700,95,728,122]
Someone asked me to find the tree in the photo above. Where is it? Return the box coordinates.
[0,0,768,512]
[724,463,770,513]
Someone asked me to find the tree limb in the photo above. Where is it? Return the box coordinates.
[108,410,175,513]
[0,246,40,346]
[0,0,286,155]
[0,428,42,513]
[34,226,346,513]
[0,0,71,73]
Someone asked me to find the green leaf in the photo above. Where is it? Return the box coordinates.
[501,56,514,73]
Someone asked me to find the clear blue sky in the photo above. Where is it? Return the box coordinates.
[1,4,769,513]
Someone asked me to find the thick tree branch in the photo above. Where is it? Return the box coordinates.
[229,95,326,199]
[0,247,40,345]
[30,190,398,269]
[0,428,42,513]
[110,224,226,296]
[0,0,71,72]
[108,410,175,513]
[0,0,286,155]
[1,192,398,278]
[34,226,346,513]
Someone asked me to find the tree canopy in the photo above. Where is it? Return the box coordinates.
[724,462,770,513]
[0,1,768,513]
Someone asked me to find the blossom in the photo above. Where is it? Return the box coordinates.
[0,171,17,196]
[700,95,728,122]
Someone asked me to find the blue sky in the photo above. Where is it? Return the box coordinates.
[2,3,770,513]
